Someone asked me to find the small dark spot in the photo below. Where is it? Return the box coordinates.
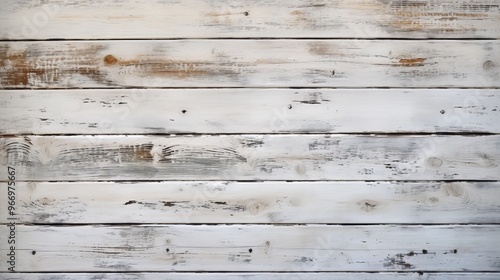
[331,70,335,76]
[440,109,445,114]
[453,249,458,254]
[407,251,415,256]
[422,249,428,254]
[418,272,424,276]
[288,104,292,109]
[32,251,36,255]
[244,11,249,16]
[124,200,137,205]
[104,54,118,65]
[39,118,49,121]
[248,248,253,253]
[182,110,187,114]
[166,248,170,253]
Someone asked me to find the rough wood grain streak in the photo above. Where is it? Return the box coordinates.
[1,225,499,272]
[0,0,499,39]
[1,40,498,88]
[1,135,499,181]
[1,181,499,224]
[3,273,500,280]
[2,89,499,134]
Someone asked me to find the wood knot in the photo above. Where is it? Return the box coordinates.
[104,54,118,65]
[426,157,443,168]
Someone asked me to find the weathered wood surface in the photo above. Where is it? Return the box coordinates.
[1,225,499,272]
[1,135,499,181]
[2,89,500,134]
[2,181,499,224]
[3,273,500,280]
[1,40,499,89]
[1,0,499,40]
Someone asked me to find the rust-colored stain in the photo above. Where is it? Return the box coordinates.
[398,58,426,66]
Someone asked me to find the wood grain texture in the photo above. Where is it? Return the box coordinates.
[3,273,500,280]
[1,0,499,40]
[2,89,500,134]
[1,135,499,181]
[1,181,499,224]
[1,225,499,272]
[1,40,499,88]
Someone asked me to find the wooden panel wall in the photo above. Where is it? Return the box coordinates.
[1,0,499,279]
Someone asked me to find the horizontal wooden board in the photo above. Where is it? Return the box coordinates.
[1,40,499,88]
[1,225,499,272]
[1,0,499,40]
[2,89,499,134]
[1,135,499,181]
[1,181,499,224]
[3,273,500,280]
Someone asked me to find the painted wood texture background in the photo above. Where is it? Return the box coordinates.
[0,0,499,279]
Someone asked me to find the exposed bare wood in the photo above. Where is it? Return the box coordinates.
[1,225,499,272]
[1,89,499,134]
[1,0,499,39]
[1,40,498,88]
[1,181,499,224]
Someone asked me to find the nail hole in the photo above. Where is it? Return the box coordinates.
[331,70,336,76]
[248,248,253,253]
[244,12,249,16]
[288,104,292,109]
[166,248,170,253]
[32,251,36,255]
[453,249,457,254]
[182,110,187,114]
[440,109,445,114]
[422,249,428,254]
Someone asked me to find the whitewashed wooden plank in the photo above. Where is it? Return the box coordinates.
[0,0,499,40]
[1,40,498,88]
[3,272,500,280]
[1,225,499,272]
[2,89,499,134]
[1,135,499,181]
[1,181,499,224]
